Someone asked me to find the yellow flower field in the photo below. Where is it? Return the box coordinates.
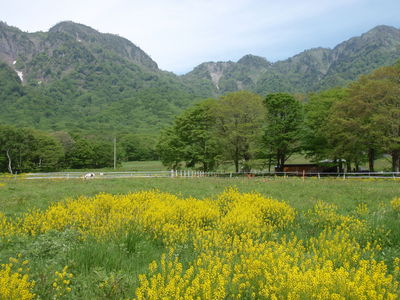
[0,188,399,299]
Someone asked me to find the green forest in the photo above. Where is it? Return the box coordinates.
[1,61,399,174]
[158,61,400,173]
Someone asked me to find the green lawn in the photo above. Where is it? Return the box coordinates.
[56,154,392,174]
[60,160,167,172]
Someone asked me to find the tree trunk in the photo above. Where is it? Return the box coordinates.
[276,152,285,172]
[276,153,281,172]
[392,150,400,172]
[337,159,343,173]
[6,149,13,174]
[268,156,272,172]
[234,159,239,173]
[234,146,240,173]
[346,161,351,173]
[368,148,375,172]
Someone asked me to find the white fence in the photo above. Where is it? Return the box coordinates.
[1,170,399,180]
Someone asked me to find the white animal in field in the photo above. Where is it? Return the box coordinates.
[83,172,95,179]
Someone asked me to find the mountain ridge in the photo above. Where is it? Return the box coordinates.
[0,21,399,133]
[184,25,400,95]
[0,20,196,133]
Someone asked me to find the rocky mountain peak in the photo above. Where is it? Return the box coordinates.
[364,25,400,37]
[49,21,97,35]
[48,21,158,70]
[237,54,271,68]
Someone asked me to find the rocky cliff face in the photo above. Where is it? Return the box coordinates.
[0,21,158,84]
[182,55,272,95]
[184,25,400,95]
[49,21,158,70]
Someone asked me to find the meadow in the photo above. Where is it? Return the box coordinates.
[0,176,399,299]
[60,154,393,173]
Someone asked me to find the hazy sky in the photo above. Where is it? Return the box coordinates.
[2,0,399,74]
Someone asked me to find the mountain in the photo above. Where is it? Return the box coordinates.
[0,21,196,133]
[0,22,399,134]
[184,25,400,95]
[0,21,158,81]
[183,55,272,95]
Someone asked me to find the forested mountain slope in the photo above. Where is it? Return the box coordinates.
[0,21,196,133]
[0,22,399,133]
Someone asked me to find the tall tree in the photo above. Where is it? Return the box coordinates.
[302,88,348,162]
[214,91,265,172]
[326,63,400,172]
[157,127,184,170]
[263,93,303,172]
[157,99,220,171]
[354,62,400,171]
[327,77,385,172]
[175,99,220,171]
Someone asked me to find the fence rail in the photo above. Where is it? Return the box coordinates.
[1,170,399,180]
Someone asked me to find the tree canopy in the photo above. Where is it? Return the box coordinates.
[263,93,303,171]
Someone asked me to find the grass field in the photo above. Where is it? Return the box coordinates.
[0,177,399,299]
[59,154,392,173]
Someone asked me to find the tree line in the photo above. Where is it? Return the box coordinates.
[158,62,400,172]
[1,61,398,174]
[0,128,158,174]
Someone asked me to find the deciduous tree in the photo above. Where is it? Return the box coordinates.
[157,99,220,171]
[263,93,303,172]
[214,91,265,172]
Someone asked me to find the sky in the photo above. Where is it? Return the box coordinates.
[1,0,400,74]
